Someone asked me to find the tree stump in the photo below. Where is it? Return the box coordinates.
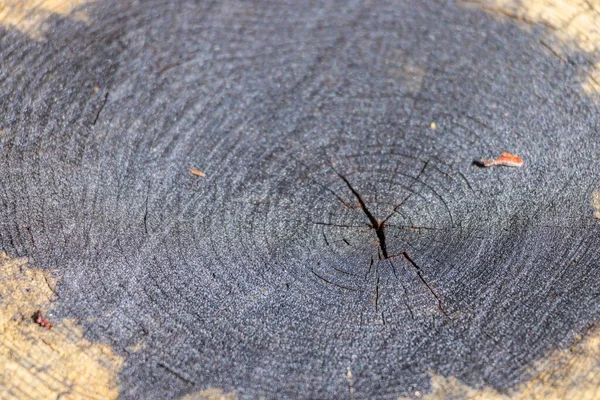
[0,0,599,398]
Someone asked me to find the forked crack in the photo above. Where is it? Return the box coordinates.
[330,166,448,320]
[335,171,389,258]
[334,161,430,259]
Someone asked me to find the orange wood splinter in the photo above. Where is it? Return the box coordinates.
[481,152,523,167]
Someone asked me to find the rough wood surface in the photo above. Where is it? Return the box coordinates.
[0,0,599,399]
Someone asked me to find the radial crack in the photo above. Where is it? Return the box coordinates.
[382,160,428,225]
[402,251,449,317]
[335,171,389,258]
[375,270,380,313]
[92,91,109,126]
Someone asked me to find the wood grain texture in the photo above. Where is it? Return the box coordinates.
[0,254,123,400]
[0,0,599,398]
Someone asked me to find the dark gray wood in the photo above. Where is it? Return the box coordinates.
[1,0,599,398]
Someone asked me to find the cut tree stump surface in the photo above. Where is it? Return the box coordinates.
[0,0,599,399]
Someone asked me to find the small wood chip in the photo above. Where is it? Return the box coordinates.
[33,310,53,329]
[189,168,205,177]
[592,191,600,219]
[480,152,523,167]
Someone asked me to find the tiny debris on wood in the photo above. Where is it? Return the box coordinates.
[188,168,205,177]
[592,191,600,219]
[346,367,355,394]
[33,310,53,329]
[479,152,524,167]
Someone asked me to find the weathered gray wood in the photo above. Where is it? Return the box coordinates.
[0,0,599,398]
